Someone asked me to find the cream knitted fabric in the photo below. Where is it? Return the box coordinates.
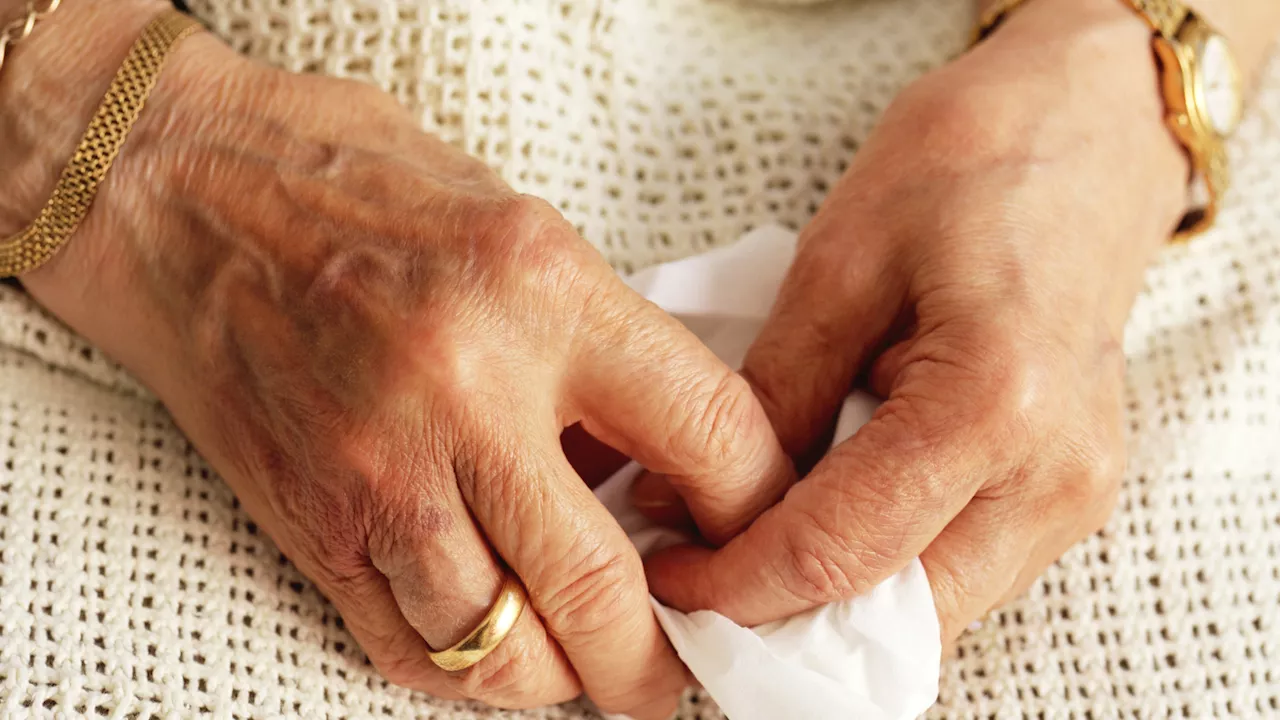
[1,0,1278,717]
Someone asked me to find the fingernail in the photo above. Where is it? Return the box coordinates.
[596,705,660,720]
[630,473,694,528]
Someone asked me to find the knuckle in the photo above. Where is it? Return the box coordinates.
[485,195,574,258]
[852,400,961,510]
[976,337,1041,424]
[410,328,485,411]
[778,510,871,604]
[677,371,760,471]
[789,548,857,605]
[365,496,455,573]
[888,322,1043,447]
[1058,431,1125,524]
[537,543,642,640]
[934,329,1045,455]
[1082,444,1124,498]
[452,437,532,521]
[308,527,373,591]
[482,195,600,308]
[245,450,371,583]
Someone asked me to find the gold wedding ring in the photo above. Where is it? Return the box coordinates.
[427,573,528,672]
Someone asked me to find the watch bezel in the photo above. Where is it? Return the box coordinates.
[1166,16,1243,142]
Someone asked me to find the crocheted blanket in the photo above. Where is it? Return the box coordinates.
[1,0,1276,716]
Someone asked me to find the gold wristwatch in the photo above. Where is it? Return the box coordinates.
[977,0,1244,241]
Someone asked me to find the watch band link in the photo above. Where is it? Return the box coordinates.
[1181,142,1229,237]
[1127,0,1189,39]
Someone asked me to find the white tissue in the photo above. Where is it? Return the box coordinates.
[594,225,940,720]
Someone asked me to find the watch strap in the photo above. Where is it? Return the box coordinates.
[1175,140,1229,240]
[1122,0,1190,39]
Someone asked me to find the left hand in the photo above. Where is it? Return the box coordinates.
[640,0,1192,646]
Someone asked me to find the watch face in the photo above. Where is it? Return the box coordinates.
[1198,34,1242,136]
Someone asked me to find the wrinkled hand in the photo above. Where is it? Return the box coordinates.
[13,9,795,716]
[641,0,1190,646]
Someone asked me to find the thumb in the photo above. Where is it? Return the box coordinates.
[645,369,1003,627]
[740,214,905,461]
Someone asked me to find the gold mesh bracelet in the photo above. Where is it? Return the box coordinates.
[0,9,202,278]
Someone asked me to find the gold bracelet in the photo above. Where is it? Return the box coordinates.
[0,0,63,74]
[0,9,203,278]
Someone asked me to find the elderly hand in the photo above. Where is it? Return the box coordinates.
[640,0,1193,646]
[7,3,796,716]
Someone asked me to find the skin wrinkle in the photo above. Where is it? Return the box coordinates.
[784,529,875,605]
[453,421,550,560]
[537,546,635,642]
[813,454,956,559]
[368,484,458,566]
[677,371,746,472]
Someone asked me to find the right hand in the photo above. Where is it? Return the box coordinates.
[7,4,796,716]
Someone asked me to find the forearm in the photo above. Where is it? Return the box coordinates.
[977,0,1280,86]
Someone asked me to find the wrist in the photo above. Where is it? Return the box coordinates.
[0,0,168,235]
[967,0,1192,260]
[5,3,264,395]
[1,0,246,393]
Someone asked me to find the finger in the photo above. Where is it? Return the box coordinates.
[366,469,581,709]
[458,414,687,719]
[916,498,1037,648]
[314,564,465,701]
[923,467,1116,652]
[990,462,1122,613]
[740,214,907,460]
[571,291,796,544]
[647,367,1016,626]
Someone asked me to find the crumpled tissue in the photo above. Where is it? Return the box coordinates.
[592,225,940,720]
